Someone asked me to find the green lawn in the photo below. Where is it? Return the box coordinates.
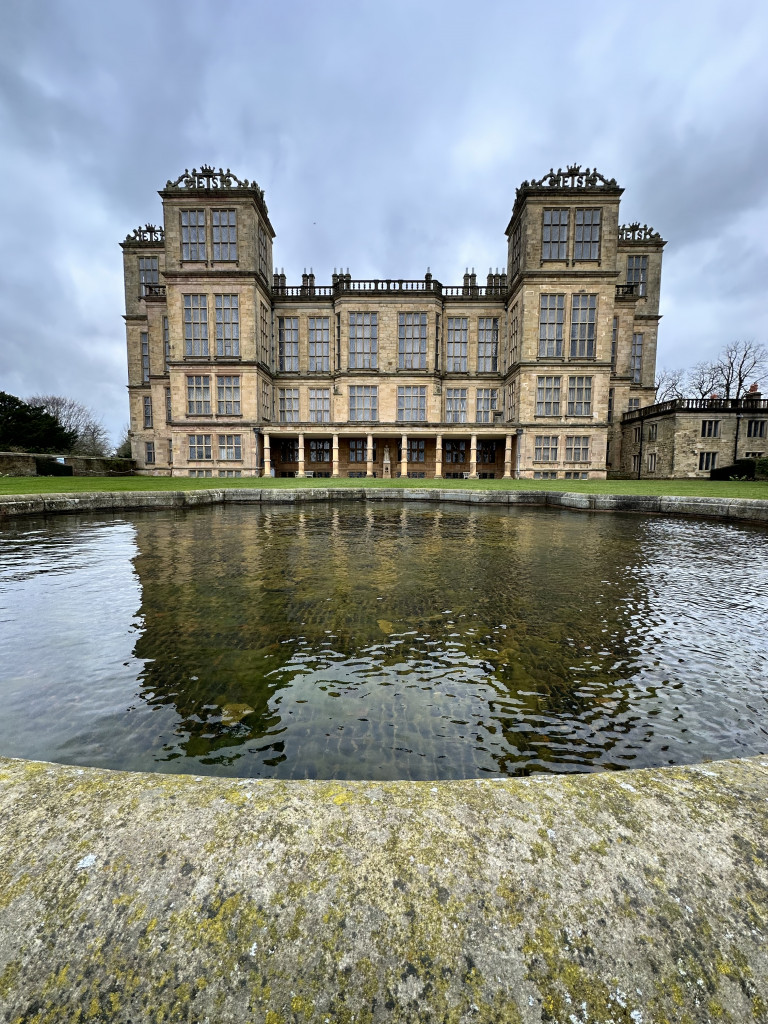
[2,474,767,499]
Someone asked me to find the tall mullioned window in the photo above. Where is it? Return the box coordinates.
[140,332,150,382]
[278,317,299,371]
[309,388,331,423]
[186,375,211,415]
[631,333,643,383]
[445,388,468,423]
[349,439,376,462]
[539,295,564,357]
[262,381,271,421]
[215,295,239,357]
[309,317,330,372]
[747,420,766,438]
[397,386,427,421]
[181,210,205,261]
[278,388,299,423]
[534,435,558,462]
[510,306,519,363]
[309,439,331,463]
[212,210,237,261]
[510,223,522,276]
[163,316,170,372]
[444,440,466,463]
[349,386,378,421]
[611,316,618,370]
[217,375,240,415]
[349,313,378,368]
[258,225,269,279]
[260,303,270,364]
[566,436,590,461]
[218,434,242,460]
[139,256,158,297]
[570,295,597,358]
[145,442,155,464]
[701,420,720,438]
[165,386,172,423]
[398,313,427,369]
[627,255,648,296]
[188,434,212,460]
[536,376,561,416]
[574,209,601,259]
[477,318,499,371]
[143,396,152,428]
[542,209,568,259]
[446,318,468,371]
[476,388,498,423]
[184,295,208,356]
[699,452,717,471]
[568,376,592,416]
[406,439,425,462]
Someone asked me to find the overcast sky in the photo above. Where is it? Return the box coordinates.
[1,0,767,445]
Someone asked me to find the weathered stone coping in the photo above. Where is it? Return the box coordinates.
[1,755,766,1022]
[1,487,768,524]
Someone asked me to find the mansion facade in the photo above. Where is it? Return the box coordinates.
[122,165,665,479]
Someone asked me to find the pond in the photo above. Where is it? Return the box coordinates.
[1,502,767,779]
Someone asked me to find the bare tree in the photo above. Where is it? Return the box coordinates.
[711,340,768,399]
[655,367,686,402]
[685,361,721,400]
[26,395,111,456]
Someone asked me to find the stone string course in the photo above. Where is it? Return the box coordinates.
[1,487,768,523]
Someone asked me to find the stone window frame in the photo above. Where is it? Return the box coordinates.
[565,435,590,462]
[611,316,618,370]
[188,434,212,460]
[444,439,467,464]
[186,374,211,415]
[647,451,657,473]
[446,318,468,372]
[217,375,241,415]
[570,295,597,359]
[397,386,427,422]
[349,385,378,422]
[278,317,299,372]
[139,256,159,297]
[261,381,271,421]
[165,387,172,423]
[445,388,468,423]
[145,441,155,464]
[574,208,601,260]
[143,395,153,429]
[163,316,170,372]
[477,318,499,372]
[218,434,242,460]
[534,435,559,462]
[536,376,561,417]
[215,295,240,357]
[309,317,331,372]
[630,333,643,383]
[349,313,378,369]
[278,388,300,423]
[701,419,720,438]
[281,440,299,463]
[349,439,376,462]
[476,388,498,423]
[258,224,269,279]
[309,388,331,424]
[398,313,428,369]
[627,255,648,297]
[259,303,270,364]
[478,440,497,464]
[181,210,206,261]
[648,423,658,441]
[698,451,717,471]
[183,295,209,357]
[542,209,569,260]
[746,419,766,439]
[141,331,150,382]
[538,294,565,358]
[309,439,331,463]
[567,375,592,416]
[212,210,237,262]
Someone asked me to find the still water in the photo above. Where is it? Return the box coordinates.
[1,502,767,779]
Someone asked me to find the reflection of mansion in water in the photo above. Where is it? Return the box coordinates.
[122,165,665,479]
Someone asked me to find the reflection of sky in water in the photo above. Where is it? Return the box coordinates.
[0,504,766,780]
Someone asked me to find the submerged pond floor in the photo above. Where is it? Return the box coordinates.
[1,502,767,779]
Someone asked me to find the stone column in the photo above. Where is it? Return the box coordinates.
[366,432,374,477]
[400,433,408,480]
[263,432,272,477]
[469,433,478,479]
[297,433,305,478]
[434,434,442,478]
[503,433,512,478]
[332,433,340,477]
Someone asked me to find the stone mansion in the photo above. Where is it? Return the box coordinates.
[122,165,664,479]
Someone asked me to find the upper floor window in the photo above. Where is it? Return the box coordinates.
[510,222,522,277]
[278,317,299,371]
[258,225,269,278]
[570,295,597,358]
[627,255,648,297]
[397,386,426,422]
[349,313,378,369]
[309,317,330,372]
[165,386,172,423]
[140,331,150,382]
[476,388,498,423]
[648,423,658,440]
[181,210,206,261]
[278,388,299,423]
[309,388,331,423]
[539,295,565,358]
[574,209,601,260]
[477,318,499,371]
[143,395,153,428]
[445,388,467,423]
[163,315,170,372]
[701,419,720,438]
[607,387,614,423]
[260,303,270,365]
[217,375,240,415]
[747,419,766,438]
[507,379,517,421]
[215,295,239,357]
[187,374,211,415]
[631,333,643,383]
[212,210,237,261]
[568,375,592,416]
[398,313,427,369]
[536,376,561,416]
[542,209,568,260]
[611,316,618,370]
[628,398,640,411]
[184,295,209,356]
[446,318,468,371]
[139,256,158,297]
[261,380,271,421]
[349,385,378,421]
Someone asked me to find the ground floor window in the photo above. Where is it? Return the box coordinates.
[218,470,242,477]
[534,435,558,462]
[145,441,155,464]
[699,451,717,471]
[310,439,331,462]
[349,438,376,462]
[478,441,496,463]
[189,469,213,477]
[218,434,242,460]
[397,439,425,462]
[533,471,558,479]
[647,452,657,473]
[280,440,299,463]
[565,435,590,462]
[564,471,588,479]
[444,439,466,463]
[188,434,212,460]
